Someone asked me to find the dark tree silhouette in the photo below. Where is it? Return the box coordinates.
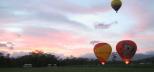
[0,52,154,67]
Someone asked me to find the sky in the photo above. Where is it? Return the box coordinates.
[0,0,154,57]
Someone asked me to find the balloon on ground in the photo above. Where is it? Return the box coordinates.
[94,43,112,64]
[116,40,137,64]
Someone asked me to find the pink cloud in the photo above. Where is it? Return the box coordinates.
[0,31,19,41]
[63,48,93,57]
[0,30,90,57]
[121,1,152,40]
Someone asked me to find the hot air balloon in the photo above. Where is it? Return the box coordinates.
[111,0,122,13]
[94,43,112,65]
[116,40,137,64]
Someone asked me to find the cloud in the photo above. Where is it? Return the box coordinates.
[0,0,154,57]
[90,40,104,45]
[0,0,92,32]
[95,23,111,29]
[0,0,109,19]
[0,43,7,47]
[0,42,14,49]
[94,21,117,29]
[120,0,154,41]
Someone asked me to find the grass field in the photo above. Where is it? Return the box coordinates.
[0,64,154,72]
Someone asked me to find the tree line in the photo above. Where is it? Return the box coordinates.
[0,52,99,67]
[0,52,154,67]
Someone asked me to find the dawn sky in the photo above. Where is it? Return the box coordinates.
[0,0,154,57]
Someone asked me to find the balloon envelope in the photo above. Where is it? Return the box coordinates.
[94,43,112,64]
[116,40,137,64]
[111,0,122,13]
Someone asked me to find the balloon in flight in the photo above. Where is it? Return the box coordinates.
[111,0,122,13]
[94,43,112,64]
[116,40,137,64]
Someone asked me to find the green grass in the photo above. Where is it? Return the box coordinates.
[0,64,154,72]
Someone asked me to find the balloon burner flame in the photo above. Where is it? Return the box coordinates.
[101,62,105,65]
[125,60,130,65]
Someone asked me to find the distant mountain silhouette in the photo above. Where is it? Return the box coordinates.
[80,52,154,61]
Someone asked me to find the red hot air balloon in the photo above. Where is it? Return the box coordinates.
[116,40,137,64]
